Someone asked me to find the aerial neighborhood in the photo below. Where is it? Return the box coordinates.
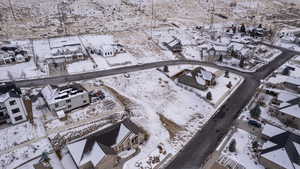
[0,0,300,169]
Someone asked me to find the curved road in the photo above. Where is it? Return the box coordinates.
[165,46,298,169]
[3,42,299,169]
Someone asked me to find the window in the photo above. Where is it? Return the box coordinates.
[68,105,72,109]
[66,99,71,103]
[83,100,87,103]
[9,100,16,106]
[11,108,20,114]
[55,103,59,108]
[0,111,4,117]
[15,115,23,121]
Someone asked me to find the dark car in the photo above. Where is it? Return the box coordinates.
[248,120,261,128]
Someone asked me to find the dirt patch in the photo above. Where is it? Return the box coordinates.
[159,113,183,139]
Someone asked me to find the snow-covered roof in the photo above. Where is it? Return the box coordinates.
[261,143,297,169]
[201,70,213,81]
[262,124,285,138]
[213,45,228,52]
[67,139,87,166]
[280,105,300,119]
[80,142,105,166]
[115,124,131,145]
[277,91,299,103]
[57,110,65,119]
[261,127,300,169]
[41,84,87,105]
[268,74,300,86]
[100,45,114,53]
[195,75,206,85]
[0,93,9,103]
[68,139,106,167]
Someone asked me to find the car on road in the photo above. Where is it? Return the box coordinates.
[248,120,262,128]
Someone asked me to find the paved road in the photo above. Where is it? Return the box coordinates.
[2,41,297,169]
[8,60,248,88]
[165,48,297,169]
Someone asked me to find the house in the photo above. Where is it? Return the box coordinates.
[0,83,28,124]
[45,38,87,65]
[41,83,90,113]
[270,91,300,129]
[68,139,118,169]
[67,119,145,169]
[0,45,29,65]
[207,45,229,61]
[163,37,182,53]
[282,82,300,94]
[45,58,68,76]
[192,67,216,86]
[98,44,125,57]
[259,124,300,169]
[177,67,216,91]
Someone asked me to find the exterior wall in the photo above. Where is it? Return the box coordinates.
[95,155,118,169]
[48,92,90,112]
[0,102,8,123]
[259,156,286,169]
[4,97,27,124]
[113,133,145,152]
[273,110,300,129]
[211,162,228,169]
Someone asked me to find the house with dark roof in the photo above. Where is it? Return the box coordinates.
[163,37,182,53]
[270,91,300,129]
[260,124,300,169]
[176,67,216,91]
[0,45,29,65]
[0,83,28,124]
[67,119,145,169]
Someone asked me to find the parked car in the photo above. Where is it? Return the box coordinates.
[248,120,262,128]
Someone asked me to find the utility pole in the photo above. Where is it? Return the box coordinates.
[208,0,215,40]
[8,0,17,22]
[150,0,154,40]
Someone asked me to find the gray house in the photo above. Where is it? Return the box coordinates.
[260,126,300,169]
[177,67,216,91]
[67,119,145,169]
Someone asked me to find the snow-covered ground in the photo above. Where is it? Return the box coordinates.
[44,85,125,131]
[0,120,45,152]
[219,129,264,169]
[0,138,52,169]
[97,67,239,168]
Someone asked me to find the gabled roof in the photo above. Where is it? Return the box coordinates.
[0,83,22,102]
[84,119,141,147]
[277,93,300,119]
[261,125,300,169]
[41,83,87,104]
[68,119,142,167]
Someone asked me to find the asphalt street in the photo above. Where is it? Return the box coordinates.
[9,60,247,88]
[2,42,298,169]
[165,47,298,169]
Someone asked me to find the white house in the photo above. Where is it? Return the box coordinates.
[41,83,90,113]
[0,83,28,124]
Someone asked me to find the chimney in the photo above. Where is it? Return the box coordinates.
[23,96,33,124]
